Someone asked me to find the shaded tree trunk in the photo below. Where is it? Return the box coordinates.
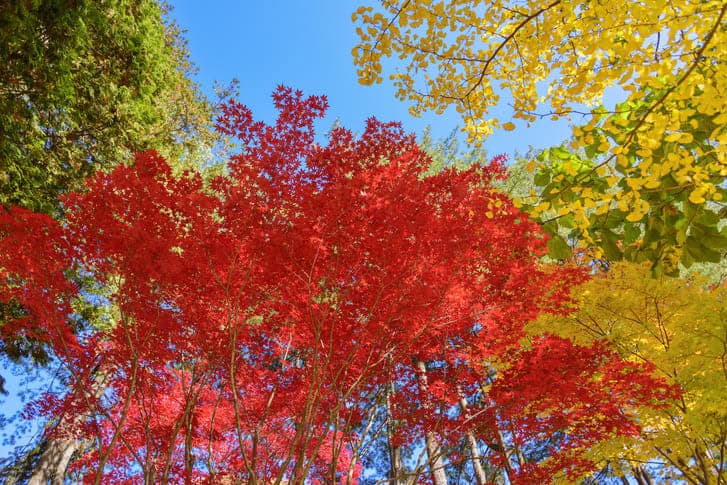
[386,382,407,485]
[415,360,448,485]
[28,372,108,485]
[27,437,81,485]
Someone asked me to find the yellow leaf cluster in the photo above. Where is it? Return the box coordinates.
[353,0,727,235]
[529,263,727,483]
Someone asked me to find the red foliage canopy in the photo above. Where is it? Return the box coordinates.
[0,87,675,484]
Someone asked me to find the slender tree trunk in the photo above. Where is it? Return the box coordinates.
[464,432,487,484]
[390,446,405,484]
[456,386,487,485]
[423,432,449,485]
[415,360,448,485]
[184,402,195,485]
[386,382,406,485]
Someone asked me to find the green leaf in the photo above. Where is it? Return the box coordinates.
[547,234,572,260]
[694,210,720,227]
[603,210,627,229]
[534,171,551,187]
[601,229,623,261]
[685,236,722,263]
[680,245,695,268]
[651,261,664,277]
[559,214,576,229]
[550,146,571,160]
[584,141,598,159]
[674,216,688,231]
[623,224,641,244]
[542,221,560,234]
[676,228,688,246]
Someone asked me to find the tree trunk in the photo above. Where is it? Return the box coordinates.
[415,360,448,485]
[386,382,406,485]
[423,432,449,485]
[632,464,655,485]
[28,372,107,485]
[27,437,81,485]
[456,387,487,485]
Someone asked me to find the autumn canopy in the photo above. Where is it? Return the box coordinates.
[0,88,677,483]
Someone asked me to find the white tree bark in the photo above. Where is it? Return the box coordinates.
[27,438,81,485]
[28,372,107,485]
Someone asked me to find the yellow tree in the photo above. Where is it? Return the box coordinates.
[529,262,727,484]
[352,1,727,263]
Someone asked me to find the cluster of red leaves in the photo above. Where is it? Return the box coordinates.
[0,87,676,484]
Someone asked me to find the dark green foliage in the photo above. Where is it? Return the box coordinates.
[0,0,214,214]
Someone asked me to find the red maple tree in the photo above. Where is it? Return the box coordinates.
[0,87,675,484]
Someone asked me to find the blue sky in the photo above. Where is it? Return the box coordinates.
[170,0,574,158]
